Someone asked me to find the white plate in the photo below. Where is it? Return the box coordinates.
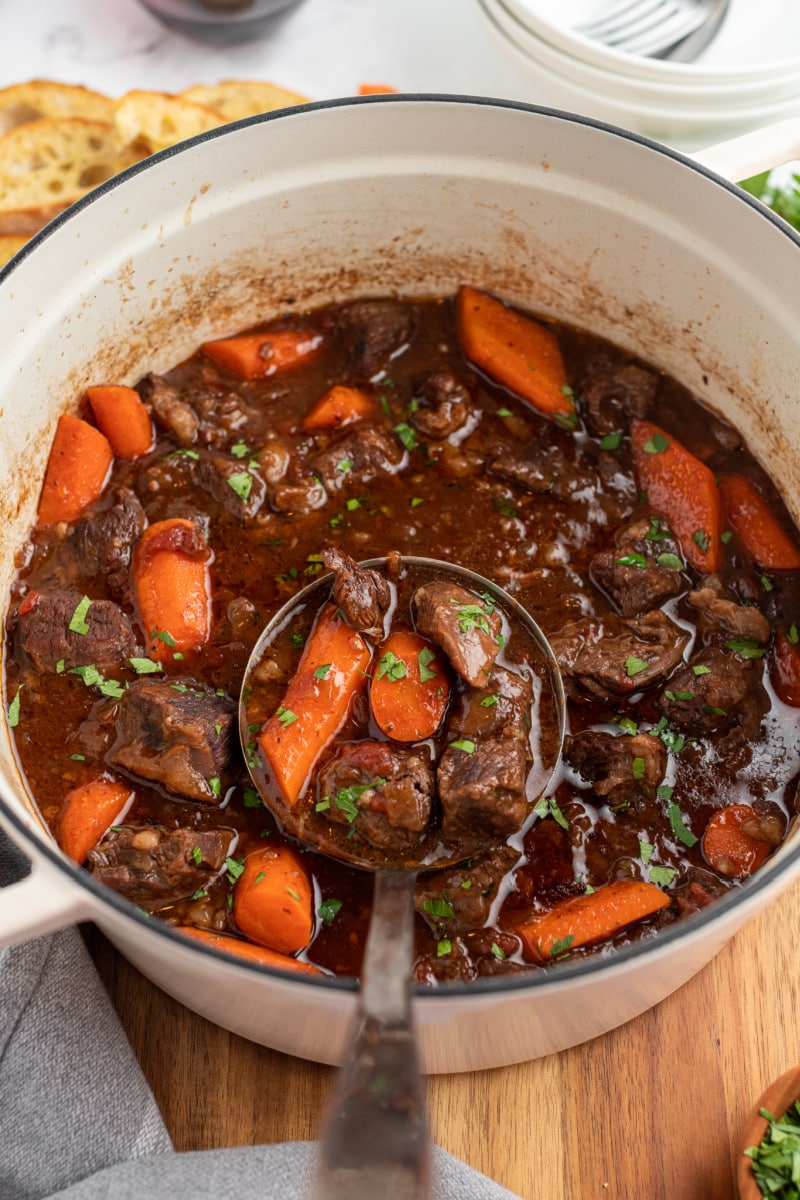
[501,0,800,84]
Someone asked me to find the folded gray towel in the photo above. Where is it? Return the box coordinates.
[0,829,521,1200]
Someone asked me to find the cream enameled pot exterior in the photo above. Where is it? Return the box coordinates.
[1,98,799,1072]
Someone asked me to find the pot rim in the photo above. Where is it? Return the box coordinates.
[2,93,799,997]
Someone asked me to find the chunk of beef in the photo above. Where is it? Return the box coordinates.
[195,452,266,519]
[488,443,595,501]
[687,576,771,644]
[590,516,685,617]
[307,425,405,492]
[317,740,434,854]
[575,355,658,436]
[414,583,502,688]
[549,609,690,702]
[106,678,237,803]
[337,300,412,378]
[564,729,667,807]
[321,547,391,638]
[270,477,327,514]
[16,589,136,673]
[87,824,233,905]
[68,487,146,584]
[138,372,199,446]
[447,667,532,741]
[656,646,768,736]
[256,436,291,486]
[415,845,519,932]
[410,370,476,440]
[438,728,529,839]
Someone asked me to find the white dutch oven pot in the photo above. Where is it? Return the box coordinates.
[0,98,798,1073]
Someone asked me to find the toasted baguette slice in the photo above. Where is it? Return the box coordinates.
[179,79,308,122]
[0,118,139,232]
[0,80,113,137]
[0,233,28,266]
[112,90,225,156]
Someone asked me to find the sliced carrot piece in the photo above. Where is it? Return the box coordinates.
[631,418,723,573]
[86,384,154,460]
[771,630,800,706]
[259,602,371,804]
[718,474,800,570]
[457,284,574,424]
[370,629,451,742]
[176,926,322,976]
[302,384,378,432]
[358,84,397,94]
[133,517,212,661]
[233,845,314,955]
[201,329,323,380]
[517,878,670,963]
[57,776,135,865]
[37,413,113,526]
[702,804,773,878]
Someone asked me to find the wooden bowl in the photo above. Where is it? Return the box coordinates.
[738,1065,800,1199]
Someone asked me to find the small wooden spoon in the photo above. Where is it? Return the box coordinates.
[737,1064,800,1199]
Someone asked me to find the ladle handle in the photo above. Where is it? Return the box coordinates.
[313,868,430,1200]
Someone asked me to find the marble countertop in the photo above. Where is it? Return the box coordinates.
[0,0,523,108]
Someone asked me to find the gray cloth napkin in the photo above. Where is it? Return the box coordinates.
[0,830,521,1200]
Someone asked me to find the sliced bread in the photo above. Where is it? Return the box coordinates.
[0,79,114,137]
[179,79,307,122]
[112,90,225,156]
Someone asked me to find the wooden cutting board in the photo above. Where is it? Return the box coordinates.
[84,871,800,1200]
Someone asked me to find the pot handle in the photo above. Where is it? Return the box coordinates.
[691,116,800,182]
[0,844,92,948]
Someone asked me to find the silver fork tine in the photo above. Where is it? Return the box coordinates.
[577,0,669,40]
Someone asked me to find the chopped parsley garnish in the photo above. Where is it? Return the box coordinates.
[394,421,417,451]
[410,496,425,508]
[494,496,517,519]
[346,497,362,511]
[291,632,305,648]
[743,1099,800,1197]
[191,890,208,901]
[315,797,331,812]
[377,650,407,682]
[156,629,177,648]
[549,934,575,958]
[665,689,694,702]
[789,623,800,645]
[631,756,646,780]
[725,636,766,659]
[225,856,245,884]
[649,865,677,887]
[243,787,261,809]
[450,738,476,754]
[451,600,490,635]
[490,942,506,960]
[643,432,670,454]
[417,647,437,682]
[191,845,203,865]
[329,512,344,529]
[497,407,513,418]
[69,753,86,761]
[534,795,569,830]
[337,458,352,474]
[313,663,332,680]
[286,886,301,902]
[618,717,638,735]
[437,938,452,957]
[318,898,343,925]
[625,655,650,677]
[129,657,163,674]
[639,838,654,865]
[554,407,578,432]
[421,897,455,920]
[208,776,221,798]
[657,552,684,569]
[668,802,698,847]
[322,779,385,823]
[692,529,710,553]
[760,575,774,593]
[230,440,250,458]
[617,553,646,569]
[480,693,499,708]
[68,665,125,699]
[692,664,712,677]
[7,685,23,728]
[276,706,298,727]
[68,595,92,635]
[600,430,623,450]
[227,472,253,501]
[720,529,733,543]
[646,516,673,541]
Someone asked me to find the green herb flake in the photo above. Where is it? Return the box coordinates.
[276,706,298,727]
[720,530,733,544]
[631,756,646,780]
[192,845,203,865]
[494,496,517,519]
[480,693,499,708]
[421,898,455,920]
[649,865,677,887]
[329,512,344,529]
[437,938,452,958]
[625,655,650,677]
[533,795,569,830]
[743,1098,800,1198]
[692,664,712,677]
[227,471,254,501]
[490,942,507,961]
[618,717,638,736]
[394,422,417,451]
[253,872,266,886]
[129,657,163,675]
[657,552,684,569]
[243,787,261,809]
[56,659,65,674]
[156,629,177,648]
[291,632,305,648]
[191,889,208,901]
[417,646,437,682]
[665,689,694,702]
[98,679,125,699]
[7,685,23,728]
[646,516,673,542]
[643,432,670,455]
[497,407,513,418]
[617,553,647,569]
[286,886,301,902]
[451,600,490,635]
[69,752,86,761]
[549,934,575,959]
[599,430,623,451]
[208,776,221,798]
[68,595,92,635]
[315,797,331,813]
[318,898,343,925]
[788,623,800,645]
[337,458,352,474]
[230,440,250,458]
[554,408,577,432]
[345,497,362,511]
[330,778,385,823]
[725,636,767,659]
[225,856,245,884]
[639,838,655,866]
[692,529,710,553]
[760,575,774,593]
[450,738,476,754]
[377,650,407,682]
[460,880,472,890]
[313,663,332,680]
[668,802,698,848]
[410,496,425,508]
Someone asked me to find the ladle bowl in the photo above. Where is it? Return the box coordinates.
[239,554,566,1198]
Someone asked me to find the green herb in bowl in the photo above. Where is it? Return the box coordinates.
[741,1089,800,1199]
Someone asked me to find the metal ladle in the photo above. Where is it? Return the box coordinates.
[239,556,566,1200]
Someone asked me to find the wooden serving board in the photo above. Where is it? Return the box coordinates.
[84,872,800,1200]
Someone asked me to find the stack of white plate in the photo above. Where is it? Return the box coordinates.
[477,0,800,149]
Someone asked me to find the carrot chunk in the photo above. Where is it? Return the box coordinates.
[719,474,800,570]
[176,926,322,976]
[233,845,314,955]
[517,878,670,963]
[302,384,378,432]
[132,517,212,661]
[630,418,723,573]
[457,284,574,425]
[370,629,451,742]
[201,329,322,380]
[57,776,135,865]
[702,804,774,878]
[259,603,371,804]
[37,413,113,526]
[358,84,397,94]
[771,630,800,706]
[86,384,154,459]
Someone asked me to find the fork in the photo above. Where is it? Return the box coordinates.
[576,0,731,60]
